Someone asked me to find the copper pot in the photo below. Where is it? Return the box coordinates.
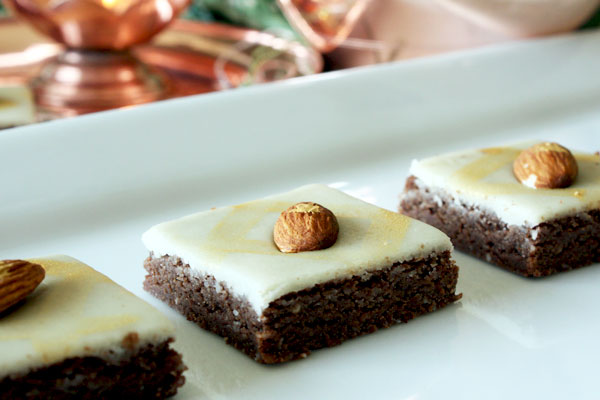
[3,0,190,116]
[4,0,189,50]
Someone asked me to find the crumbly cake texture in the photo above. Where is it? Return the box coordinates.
[142,184,461,363]
[0,256,185,399]
[400,143,600,277]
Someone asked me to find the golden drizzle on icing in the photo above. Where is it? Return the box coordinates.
[208,203,283,257]
[449,147,600,201]
[0,98,16,110]
[480,147,507,155]
[0,258,142,362]
[202,200,412,261]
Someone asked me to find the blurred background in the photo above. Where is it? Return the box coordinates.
[1,0,599,127]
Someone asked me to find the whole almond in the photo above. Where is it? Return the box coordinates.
[274,202,339,253]
[0,260,45,314]
[513,142,578,189]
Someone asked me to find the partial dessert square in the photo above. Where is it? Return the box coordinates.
[142,184,461,364]
[0,256,186,400]
[399,142,600,277]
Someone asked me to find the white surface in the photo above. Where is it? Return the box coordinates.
[2,30,600,399]
[0,255,174,377]
[407,141,600,226]
[142,184,451,314]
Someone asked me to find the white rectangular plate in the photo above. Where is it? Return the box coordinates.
[2,30,600,399]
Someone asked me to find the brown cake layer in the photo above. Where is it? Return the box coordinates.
[400,176,600,277]
[0,337,186,400]
[144,252,461,364]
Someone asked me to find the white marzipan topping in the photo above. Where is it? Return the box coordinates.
[0,255,174,378]
[142,184,453,314]
[408,142,600,227]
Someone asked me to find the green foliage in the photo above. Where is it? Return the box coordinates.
[182,1,215,21]
[183,0,297,39]
[580,7,600,29]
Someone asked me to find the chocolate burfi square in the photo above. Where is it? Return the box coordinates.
[399,142,600,277]
[0,256,186,399]
[142,184,461,364]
